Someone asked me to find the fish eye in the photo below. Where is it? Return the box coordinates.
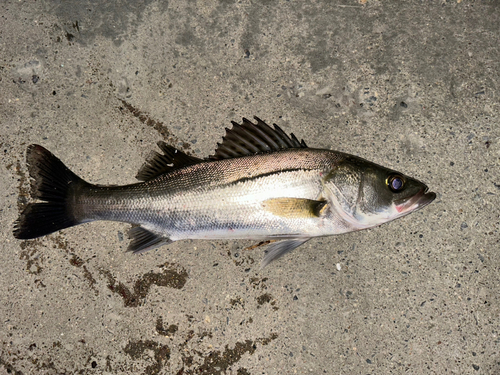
[387,174,405,192]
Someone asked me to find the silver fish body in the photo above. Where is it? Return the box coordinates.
[75,149,342,240]
[14,117,436,266]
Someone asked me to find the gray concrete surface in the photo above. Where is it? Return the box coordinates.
[1,1,499,374]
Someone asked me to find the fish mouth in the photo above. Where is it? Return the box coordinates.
[395,187,436,215]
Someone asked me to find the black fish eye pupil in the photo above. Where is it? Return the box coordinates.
[388,175,404,191]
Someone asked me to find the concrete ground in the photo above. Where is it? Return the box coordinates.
[1,1,499,374]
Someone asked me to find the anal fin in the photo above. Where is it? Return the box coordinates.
[128,226,172,254]
[261,238,311,268]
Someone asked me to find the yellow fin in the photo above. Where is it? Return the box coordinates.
[262,198,327,218]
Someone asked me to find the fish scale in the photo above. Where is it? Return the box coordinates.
[75,151,329,240]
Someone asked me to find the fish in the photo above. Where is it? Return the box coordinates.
[13,117,436,267]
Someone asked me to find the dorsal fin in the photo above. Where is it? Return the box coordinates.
[208,116,308,160]
[136,142,203,181]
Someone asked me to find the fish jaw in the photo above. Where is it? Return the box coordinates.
[395,187,436,216]
[353,187,436,228]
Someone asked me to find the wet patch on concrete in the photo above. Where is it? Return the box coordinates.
[0,354,24,375]
[191,333,278,375]
[101,262,188,307]
[229,296,245,309]
[256,292,278,310]
[156,316,178,337]
[52,235,99,295]
[19,240,43,275]
[249,277,279,310]
[17,234,97,292]
[1,328,278,375]
[123,340,170,375]
[225,242,257,268]
[14,159,29,212]
[119,99,192,153]
[68,253,98,296]
[120,330,277,375]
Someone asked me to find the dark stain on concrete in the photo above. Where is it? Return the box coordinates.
[13,157,43,275]
[101,262,188,307]
[236,368,251,375]
[156,316,179,337]
[0,355,24,375]
[249,277,268,290]
[256,292,278,311]
[226,242,258,267]
[119,100,193,155]
[14,159,29,212]
[123,340,170,375]
[120,99,171,140]
[19,240,43,275]
[119,99,195,155]
[190,333,279,375]
[53,235,98,295]
[69,253,98,295]
[229,296,245,309]
[256,292,272,305]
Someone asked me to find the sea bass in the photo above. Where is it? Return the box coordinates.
[13,117,436,267]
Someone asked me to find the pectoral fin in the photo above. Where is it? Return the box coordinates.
[128,226,172,253]
[261,238,311,268]
[262,198,327,218]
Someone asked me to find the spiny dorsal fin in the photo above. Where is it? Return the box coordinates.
[136,142,203,181]
[209,116,308,160]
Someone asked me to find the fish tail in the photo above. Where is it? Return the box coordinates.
[13,144,88,239]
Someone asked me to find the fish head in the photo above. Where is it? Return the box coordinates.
[323,156,436,230]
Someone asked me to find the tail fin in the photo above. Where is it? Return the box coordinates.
[13,145,86,239]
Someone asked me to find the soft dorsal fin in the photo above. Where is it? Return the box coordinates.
[136,142,203,181]
[208,116,308,160]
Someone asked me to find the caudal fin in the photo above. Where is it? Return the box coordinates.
[13,145,86,239]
